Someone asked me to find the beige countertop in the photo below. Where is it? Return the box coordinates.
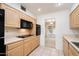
[63,34,79,52]
[5,37,23,45]
[5,35,35,45]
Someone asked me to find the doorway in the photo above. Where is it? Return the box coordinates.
[45,18,56,48]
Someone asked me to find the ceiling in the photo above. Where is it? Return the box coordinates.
[21,3,73,15]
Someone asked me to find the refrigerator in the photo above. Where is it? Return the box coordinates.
[0,9,6,56]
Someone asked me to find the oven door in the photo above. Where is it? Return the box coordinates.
[36,24,41,36]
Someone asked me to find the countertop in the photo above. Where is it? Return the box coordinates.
[5,35,34,45]
[63,34,79,52]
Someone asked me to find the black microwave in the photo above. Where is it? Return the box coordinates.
[20,19,33,29]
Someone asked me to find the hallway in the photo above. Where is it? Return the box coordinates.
[45,38,55,48]
[29,46,64,56]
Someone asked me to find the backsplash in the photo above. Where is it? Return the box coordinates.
[5,27,19,37]
[18,29,31,35]
[5,27,31,38]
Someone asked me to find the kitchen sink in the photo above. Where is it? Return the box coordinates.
[72,42,79,48]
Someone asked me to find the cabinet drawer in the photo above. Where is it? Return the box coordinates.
[7,40,23,51]
[7,45,23,56]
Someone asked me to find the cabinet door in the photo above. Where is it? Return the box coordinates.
[31,36,39,50]
[63,39,69,56]
[24,42,32,56]
[19,12,26,20]
[69,49,73,56]
[7,45,23,56]
[70,5,79,28]
[23,38,32,56]
[74,5,79,27]
[69,44,79,56]
[1,4,20,27]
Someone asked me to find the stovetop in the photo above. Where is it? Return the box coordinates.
[16,35,33,38]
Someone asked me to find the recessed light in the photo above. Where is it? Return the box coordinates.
[50,22,53,24]
[37,8,41,11]
[56,3,63,7]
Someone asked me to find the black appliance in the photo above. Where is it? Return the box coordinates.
[36,24,41,36]
[20,19,33,29]
[16,35,33,38]
[0,9,6,56]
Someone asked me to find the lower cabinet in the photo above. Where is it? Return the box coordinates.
[68,48,73,56]
[7,45,23,56]
[63,37,79,56]
[23,36,39,56]
[69,44,79,56]
[6,36,39,56]
[23,38,32,55]
[63,38,69,56]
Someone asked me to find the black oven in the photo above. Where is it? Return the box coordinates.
[36,24,41,36]
[20,19,33,29]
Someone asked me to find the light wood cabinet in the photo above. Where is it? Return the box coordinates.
[70,5,79,28]
[0,3,36,35]
[68,48,73,56]
[23,38,32,55]
[7,41,23,50]
[63,38,69,56]
[63,36,79,56]
[23,36,39,56]
[6,41,23,56]
[1,4,20,27]
[69,44,79,56]
[19,12,26,20]
[7,45,23,56]
[6,36,39,56]
[31,37,38,50]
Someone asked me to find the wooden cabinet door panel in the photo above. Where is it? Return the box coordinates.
[7,41,23,51]
[74,5,79,26]
[69,48,73,56]
[63,39,69,56]
[70,5,79,28]
[24,42,31,55]
[1,4,20,27]
[7,45,23,56]
[69,44,79,56]
[5,8,20,27]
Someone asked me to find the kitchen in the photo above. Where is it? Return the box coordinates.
[0,3,79,56]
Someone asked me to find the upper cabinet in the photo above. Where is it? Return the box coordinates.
[70,5,79,28]
[0,3,36,34]
[0,4,20,28]
[19,12,26,20]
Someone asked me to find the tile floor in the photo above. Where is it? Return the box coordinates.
[45,39,55,48]
[29,46,64,56]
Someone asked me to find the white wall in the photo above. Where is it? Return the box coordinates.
[6,3,37,18]
[37,5,79,50]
